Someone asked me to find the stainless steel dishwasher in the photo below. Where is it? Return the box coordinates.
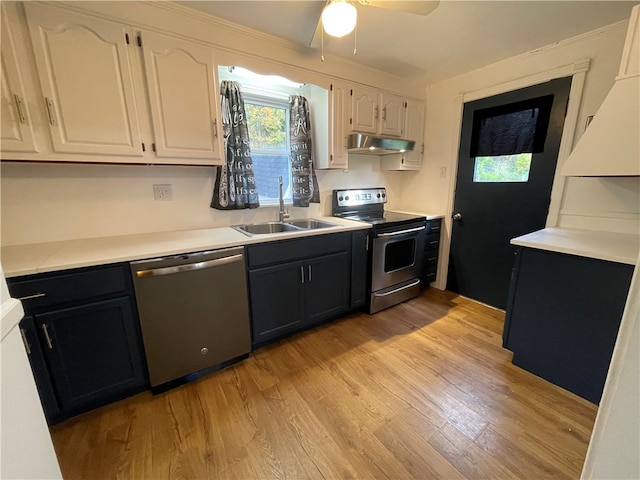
[130,246,250,389]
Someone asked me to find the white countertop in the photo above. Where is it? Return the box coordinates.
[388,209,444,220]
[1,217,370,278]
[511,227,640,265]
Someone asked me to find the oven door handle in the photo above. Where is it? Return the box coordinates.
[373,279,421,297]
[376,225,426,237]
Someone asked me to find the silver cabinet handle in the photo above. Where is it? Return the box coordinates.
[452,212,462,221]
[308,264,312,282]
[135,254,242,278]
[374,105,379,120]
[365,234,369,251]
[212,119,218,138]
[20,328,31,355]
[377,225,426,237]
[16,292,46,301]
[13,94,26,124]
[300,265,305,283]
[374,279,420,297]
[382,106,387,121]
[44,97,56,125]
[42,324,53,349]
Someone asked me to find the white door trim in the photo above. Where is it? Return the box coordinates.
[436,58,590,290]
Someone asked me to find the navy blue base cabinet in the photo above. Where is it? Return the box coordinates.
[503,247,633,404]
[9,264,148,424]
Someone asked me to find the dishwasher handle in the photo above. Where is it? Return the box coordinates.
[134,254,243,278]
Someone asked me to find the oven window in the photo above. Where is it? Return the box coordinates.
[384,238,416,272]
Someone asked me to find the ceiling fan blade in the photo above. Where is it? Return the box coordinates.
[309,17,323,48]
[358,0,440,16]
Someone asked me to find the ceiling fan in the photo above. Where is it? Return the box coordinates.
[309,0,440,48]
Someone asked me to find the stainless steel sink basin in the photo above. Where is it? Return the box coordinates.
[287,219,339,229]
[233,219,339,236]
[233,222,301,236]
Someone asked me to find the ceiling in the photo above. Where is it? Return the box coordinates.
[178,1,636,84]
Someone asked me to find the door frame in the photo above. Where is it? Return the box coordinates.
[435,58,591,291]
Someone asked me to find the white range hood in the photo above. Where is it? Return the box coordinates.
[561,5,640,177]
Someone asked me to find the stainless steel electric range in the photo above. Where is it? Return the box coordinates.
[332,188,427,313]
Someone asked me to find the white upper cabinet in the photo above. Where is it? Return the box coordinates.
[351,85,405,137]
[327,80,350,169]
[379,92,404,137]
[140,30,223,161]
[1,3,37,153]
[13,3,224,165]
[381,97,425,171]
[25,3,143,157]
[351,85,378,134]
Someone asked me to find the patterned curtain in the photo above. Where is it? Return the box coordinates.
[211,81,260,210]
[289,95,320,207]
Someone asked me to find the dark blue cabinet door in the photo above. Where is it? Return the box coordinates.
[19,316,60,420]
[36,296,147,410]
[306,251,350,324]
[249,260,305,345]
[351,230,370,309]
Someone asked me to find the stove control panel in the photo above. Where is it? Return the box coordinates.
[334,188,386,207]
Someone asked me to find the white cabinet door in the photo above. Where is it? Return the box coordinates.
[351,85,378,134]
[25,4,143,157]
[328,80,349,169]
[140,30,223,164]
[402,99,425,168]
[381,98,424,171]
[379,93,405,137]
[1,4,37,153]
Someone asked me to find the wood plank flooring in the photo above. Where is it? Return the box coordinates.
[49,289,597,479]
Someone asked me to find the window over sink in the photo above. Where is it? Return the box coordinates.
[218,66,318,206]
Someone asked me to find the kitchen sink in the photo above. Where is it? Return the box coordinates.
[232,219,339,236]
[233,222,301,235]
[286,219,339,229]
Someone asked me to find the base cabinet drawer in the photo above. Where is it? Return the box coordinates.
[421,218,441,287]
[9,264,148,424]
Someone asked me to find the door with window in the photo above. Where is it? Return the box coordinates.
[447,76,572,309]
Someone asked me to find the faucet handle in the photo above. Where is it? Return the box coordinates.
[283,210,290,220]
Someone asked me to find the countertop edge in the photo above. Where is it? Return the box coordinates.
[510,227,640,265]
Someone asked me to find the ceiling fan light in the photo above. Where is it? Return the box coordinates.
[322,1,357,38]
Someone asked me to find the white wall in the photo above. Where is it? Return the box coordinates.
[395,20,640,288]
[0,156,402,245]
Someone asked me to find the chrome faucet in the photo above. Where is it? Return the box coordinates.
[278,176,290,222]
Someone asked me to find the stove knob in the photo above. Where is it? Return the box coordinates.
[338,195,344,201]
[382,192,386,198]
[377,193,381,198]
[345,195,350,201]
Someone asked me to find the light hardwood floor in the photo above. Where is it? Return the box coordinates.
[50,289,597,479]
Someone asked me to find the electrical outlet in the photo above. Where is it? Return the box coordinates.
[153,184,173,201]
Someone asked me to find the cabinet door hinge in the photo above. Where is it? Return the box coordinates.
[330,154,333,162]
[137,35,142,47]
[349,118,352,125]
[350,89,353,96]
[125,33,130,44]
[330,83,333,91]
[152,143,156,153]
[404,101,407,108]
[142,142,146,152]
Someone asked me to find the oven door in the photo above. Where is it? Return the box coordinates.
[371,223,426,292]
